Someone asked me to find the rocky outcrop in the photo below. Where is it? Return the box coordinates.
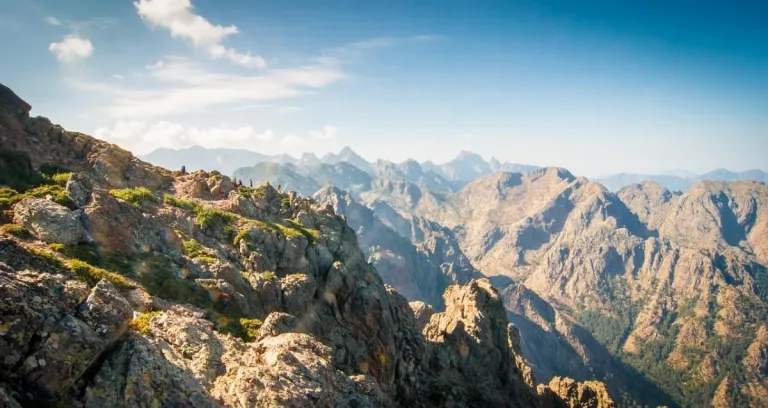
[538,377,617,408]
[422,279,540,407]
[12,197,86,244]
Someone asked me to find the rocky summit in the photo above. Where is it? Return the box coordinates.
[0,85,618,406]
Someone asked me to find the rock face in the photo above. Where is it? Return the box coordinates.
[421,280,539,407]
[0,83,616,407]
[364,162,768,407]
[315,186,474,307]
[538,377,617,408]
[12,197,86,244]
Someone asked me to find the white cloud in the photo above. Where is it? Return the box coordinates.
[113,74,124,80]
[329,35,443,56]
[94,120,278,154]
[49,35,94,62]
[134,0,265,68]
[44,16,61,26]
[94,121,335,155]
[73,57,343,118]
[310,125,338,139]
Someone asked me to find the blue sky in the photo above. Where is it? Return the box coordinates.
[0,0,766,176]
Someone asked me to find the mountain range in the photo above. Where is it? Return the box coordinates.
[141,146,766,193]
[2,82,768,407]
[221,150,768,406]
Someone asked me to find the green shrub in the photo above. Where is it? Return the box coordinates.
[0,150,45,191]
[110,187,157,207]
[182,239,218,265]
[195,207,235,229]
[239,318,263,342]
[183,239,209,258]
[0,223,28,237]
[130,311,161,335]
[67,259,136,289]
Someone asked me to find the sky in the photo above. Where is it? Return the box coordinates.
[0,0,766,177]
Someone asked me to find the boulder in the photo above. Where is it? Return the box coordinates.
[12,197,86,245]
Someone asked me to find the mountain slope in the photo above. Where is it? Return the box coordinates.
[365,163,768,407]
[0,83,617,408]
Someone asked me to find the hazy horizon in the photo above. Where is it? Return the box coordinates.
[1,0,766,176]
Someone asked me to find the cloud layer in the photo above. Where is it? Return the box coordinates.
[135,0,265,68]
[95,120,338,154]
[49,35,94,62]
[75,57,343,118]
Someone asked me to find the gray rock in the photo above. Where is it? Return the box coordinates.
[12,197,86,245]
[66,172,92,208]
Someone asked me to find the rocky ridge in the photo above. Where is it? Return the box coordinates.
[0,83,614,407]
[364,158,768,406]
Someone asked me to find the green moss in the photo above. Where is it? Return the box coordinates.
[281,197,292,207]
[0,223,28,237]
[67,259,136,289]
[110,187,157,207]
[130,311,161,335]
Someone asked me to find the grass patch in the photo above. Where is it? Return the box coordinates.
[163,195,199,211]
[68,259,136,289]
[31,248,67,269]
[110,187,157,208]
[51,172,72,186]
[50,243,100,265]
[0,223,29,237]
[0,185,75,211]
[130,311,161,335]
[235,219,318,246]
[195,207,235,229]
[164,195,235,229]
[183,239,218,265]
